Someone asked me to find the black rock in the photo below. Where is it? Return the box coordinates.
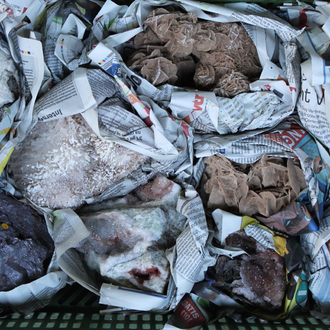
[0,193,54,291]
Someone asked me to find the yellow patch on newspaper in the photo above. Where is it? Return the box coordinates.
[0,147,14,175]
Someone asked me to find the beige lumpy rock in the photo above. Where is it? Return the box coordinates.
[200,154,306,217]
[128,7,261,97]
[75,175,186,294]
[8,114,147,209]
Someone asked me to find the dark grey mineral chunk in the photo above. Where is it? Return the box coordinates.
[0,193,54,291]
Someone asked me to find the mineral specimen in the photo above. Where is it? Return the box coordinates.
[213,231,287,311]
[128,8,261,97]
[75,175,186,293]
[200,154,306,217]
[7,114,147,209]
[0,193,54,291]
[106,250,170,293]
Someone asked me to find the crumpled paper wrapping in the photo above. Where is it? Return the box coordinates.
[128,7,261,97]
[200,154,306,217]
[0,45,19,110]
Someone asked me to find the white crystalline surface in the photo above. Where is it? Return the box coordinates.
[78,207,167,271]
[8,115,147,209]
[106,250,170,293]
[78,203,185,270]
[0,48,16,109]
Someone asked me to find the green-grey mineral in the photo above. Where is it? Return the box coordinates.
[75,175,186,293]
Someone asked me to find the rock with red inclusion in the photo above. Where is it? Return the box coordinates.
[75,175,185,294]
[214,231,287,311]
[106,250,170,293]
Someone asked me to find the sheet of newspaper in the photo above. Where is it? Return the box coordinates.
[33,66,190,162]
[297,59,330,147]
[0,27,22,145]
[1,15,193,200]
[203,208,307,322]
[211,209,277,252]
[163,292,228,330]
[52,208,100,295]
[0,0,56,176]
[28,65,192,200]
[88,0,302,137]
[0,9,192,311]
[301,209,330,314]
[0,271,67,316]
[16,32,45,135]
[194,128,293,161]
[297,25,330,87]
[0,20,67,175]
[92,0,136,42]
[294,3,330,149]
[0,0,49,25]
[168,38,300,135]
[164,210,307,328]
[36,1,81,83]
[292,2,330,150]
[0,23,29,175]
[53,13,90,71]
[167,185,215,310]
[52,184,212,312]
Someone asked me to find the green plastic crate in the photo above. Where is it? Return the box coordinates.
[1,284,330,330]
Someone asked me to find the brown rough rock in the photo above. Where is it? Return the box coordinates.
[214,231,287,311]
[128,8,261,94]
[200,154,306,218]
